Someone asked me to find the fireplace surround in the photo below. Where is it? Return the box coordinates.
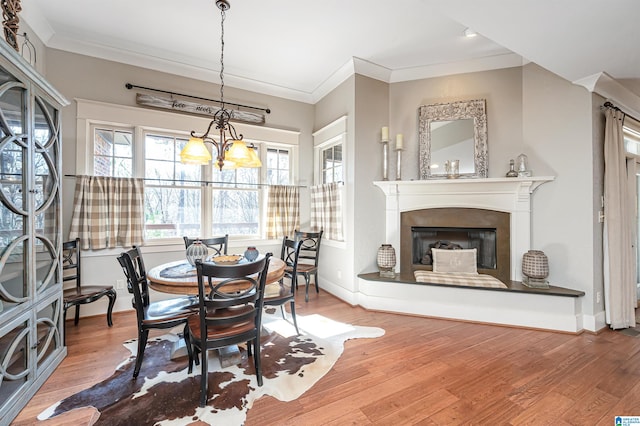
[374,177,554,282]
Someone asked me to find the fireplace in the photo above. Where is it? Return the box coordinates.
[374,177,554,283]
[400,207,511,283]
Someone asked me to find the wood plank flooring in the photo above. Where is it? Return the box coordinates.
[13,293,640,425]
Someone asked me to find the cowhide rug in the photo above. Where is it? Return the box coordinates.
[38,310,384,425]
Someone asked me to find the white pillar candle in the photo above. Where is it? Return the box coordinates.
[396,133,403,150]
[381,126,389,140]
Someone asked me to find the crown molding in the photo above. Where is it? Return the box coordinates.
[575,72,640,118]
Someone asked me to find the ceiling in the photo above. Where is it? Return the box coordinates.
[21,0,640,104]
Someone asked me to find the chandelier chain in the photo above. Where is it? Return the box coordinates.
[219,5,226,111]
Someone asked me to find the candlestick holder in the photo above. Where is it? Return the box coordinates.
[395,147,403,180]
[380,138,390,180]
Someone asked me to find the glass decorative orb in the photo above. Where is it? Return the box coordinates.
[186,240,209,266]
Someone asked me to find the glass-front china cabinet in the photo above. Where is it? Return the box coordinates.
[0,39,69,424]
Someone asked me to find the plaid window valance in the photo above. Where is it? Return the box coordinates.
[68,176,145,250]
[310,182,343,241]
[266,185,300,239]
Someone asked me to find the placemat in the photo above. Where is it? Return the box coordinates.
[159,263,197,279]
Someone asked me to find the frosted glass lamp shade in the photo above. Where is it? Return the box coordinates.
[181,137,212,165]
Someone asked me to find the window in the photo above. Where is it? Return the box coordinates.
[144,133,201,239]
[266,148,290,185]
[211,159,260,236]
[77,99,299,243]
[92,126,133,177]
[624,119,640,155]
[321,144,342,184]
[312,116,347,243]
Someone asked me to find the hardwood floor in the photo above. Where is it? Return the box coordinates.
[13,293,640,425]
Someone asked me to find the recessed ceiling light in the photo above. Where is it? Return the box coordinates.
[463,28,478,38]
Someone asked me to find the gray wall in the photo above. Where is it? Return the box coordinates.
[44,48,314,314]
[36,43,606,326]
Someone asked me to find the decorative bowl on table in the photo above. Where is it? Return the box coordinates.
[210,254,243,265]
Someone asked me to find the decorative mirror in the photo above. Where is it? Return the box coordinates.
[418,99,488,179]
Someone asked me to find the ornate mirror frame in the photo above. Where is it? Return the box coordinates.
[418,99,488,179]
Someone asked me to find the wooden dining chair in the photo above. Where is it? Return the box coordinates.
[264,237,301,335]
[117,246,198,379]
[187,253,272,407]
[183,235,228,257]
[62,238,117,333]
[294,230,323,302]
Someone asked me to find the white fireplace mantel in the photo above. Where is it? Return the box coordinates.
[374,177,555,281]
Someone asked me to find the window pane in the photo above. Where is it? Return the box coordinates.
[145,187,201,238]
[95,129,113,156]
[146,159,174,181]
[278,170,288,185]
[212,190,259,235]
[146,135,175,161]
[278,151,289,170]
[94,156,112,177]
[267,148,278,169]
[333,145,342,161]
[113,158,132,177]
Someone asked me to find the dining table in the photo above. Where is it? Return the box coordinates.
[147,256,286,295]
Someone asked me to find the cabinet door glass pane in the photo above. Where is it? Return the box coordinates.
[0,69,27,312]
[36,297,61,368]
[0,320,30,407]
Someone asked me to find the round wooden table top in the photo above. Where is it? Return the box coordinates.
[147,256,285,295]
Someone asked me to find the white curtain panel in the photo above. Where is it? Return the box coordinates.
[603,108,636,329]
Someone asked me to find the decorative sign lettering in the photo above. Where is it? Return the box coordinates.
[135,93,265,125]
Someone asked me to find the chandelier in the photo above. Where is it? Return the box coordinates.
[180,0,261,170]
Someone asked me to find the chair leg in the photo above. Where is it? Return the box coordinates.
[289,300,300,335]
[74,304,80,325]
[254,337,263,386]
[304,274,310,302]
[199,347,208,407]
[184,324,194,374]
[106,290,116,327]
[133,329,149,379]
[314,272,320,293]
[189,345,201,373]
[63,307,68,345]
[280,305,286,320]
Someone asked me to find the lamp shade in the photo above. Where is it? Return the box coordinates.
[244,146,262,168]
[181,137,212,165]
[225,140,251,162]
